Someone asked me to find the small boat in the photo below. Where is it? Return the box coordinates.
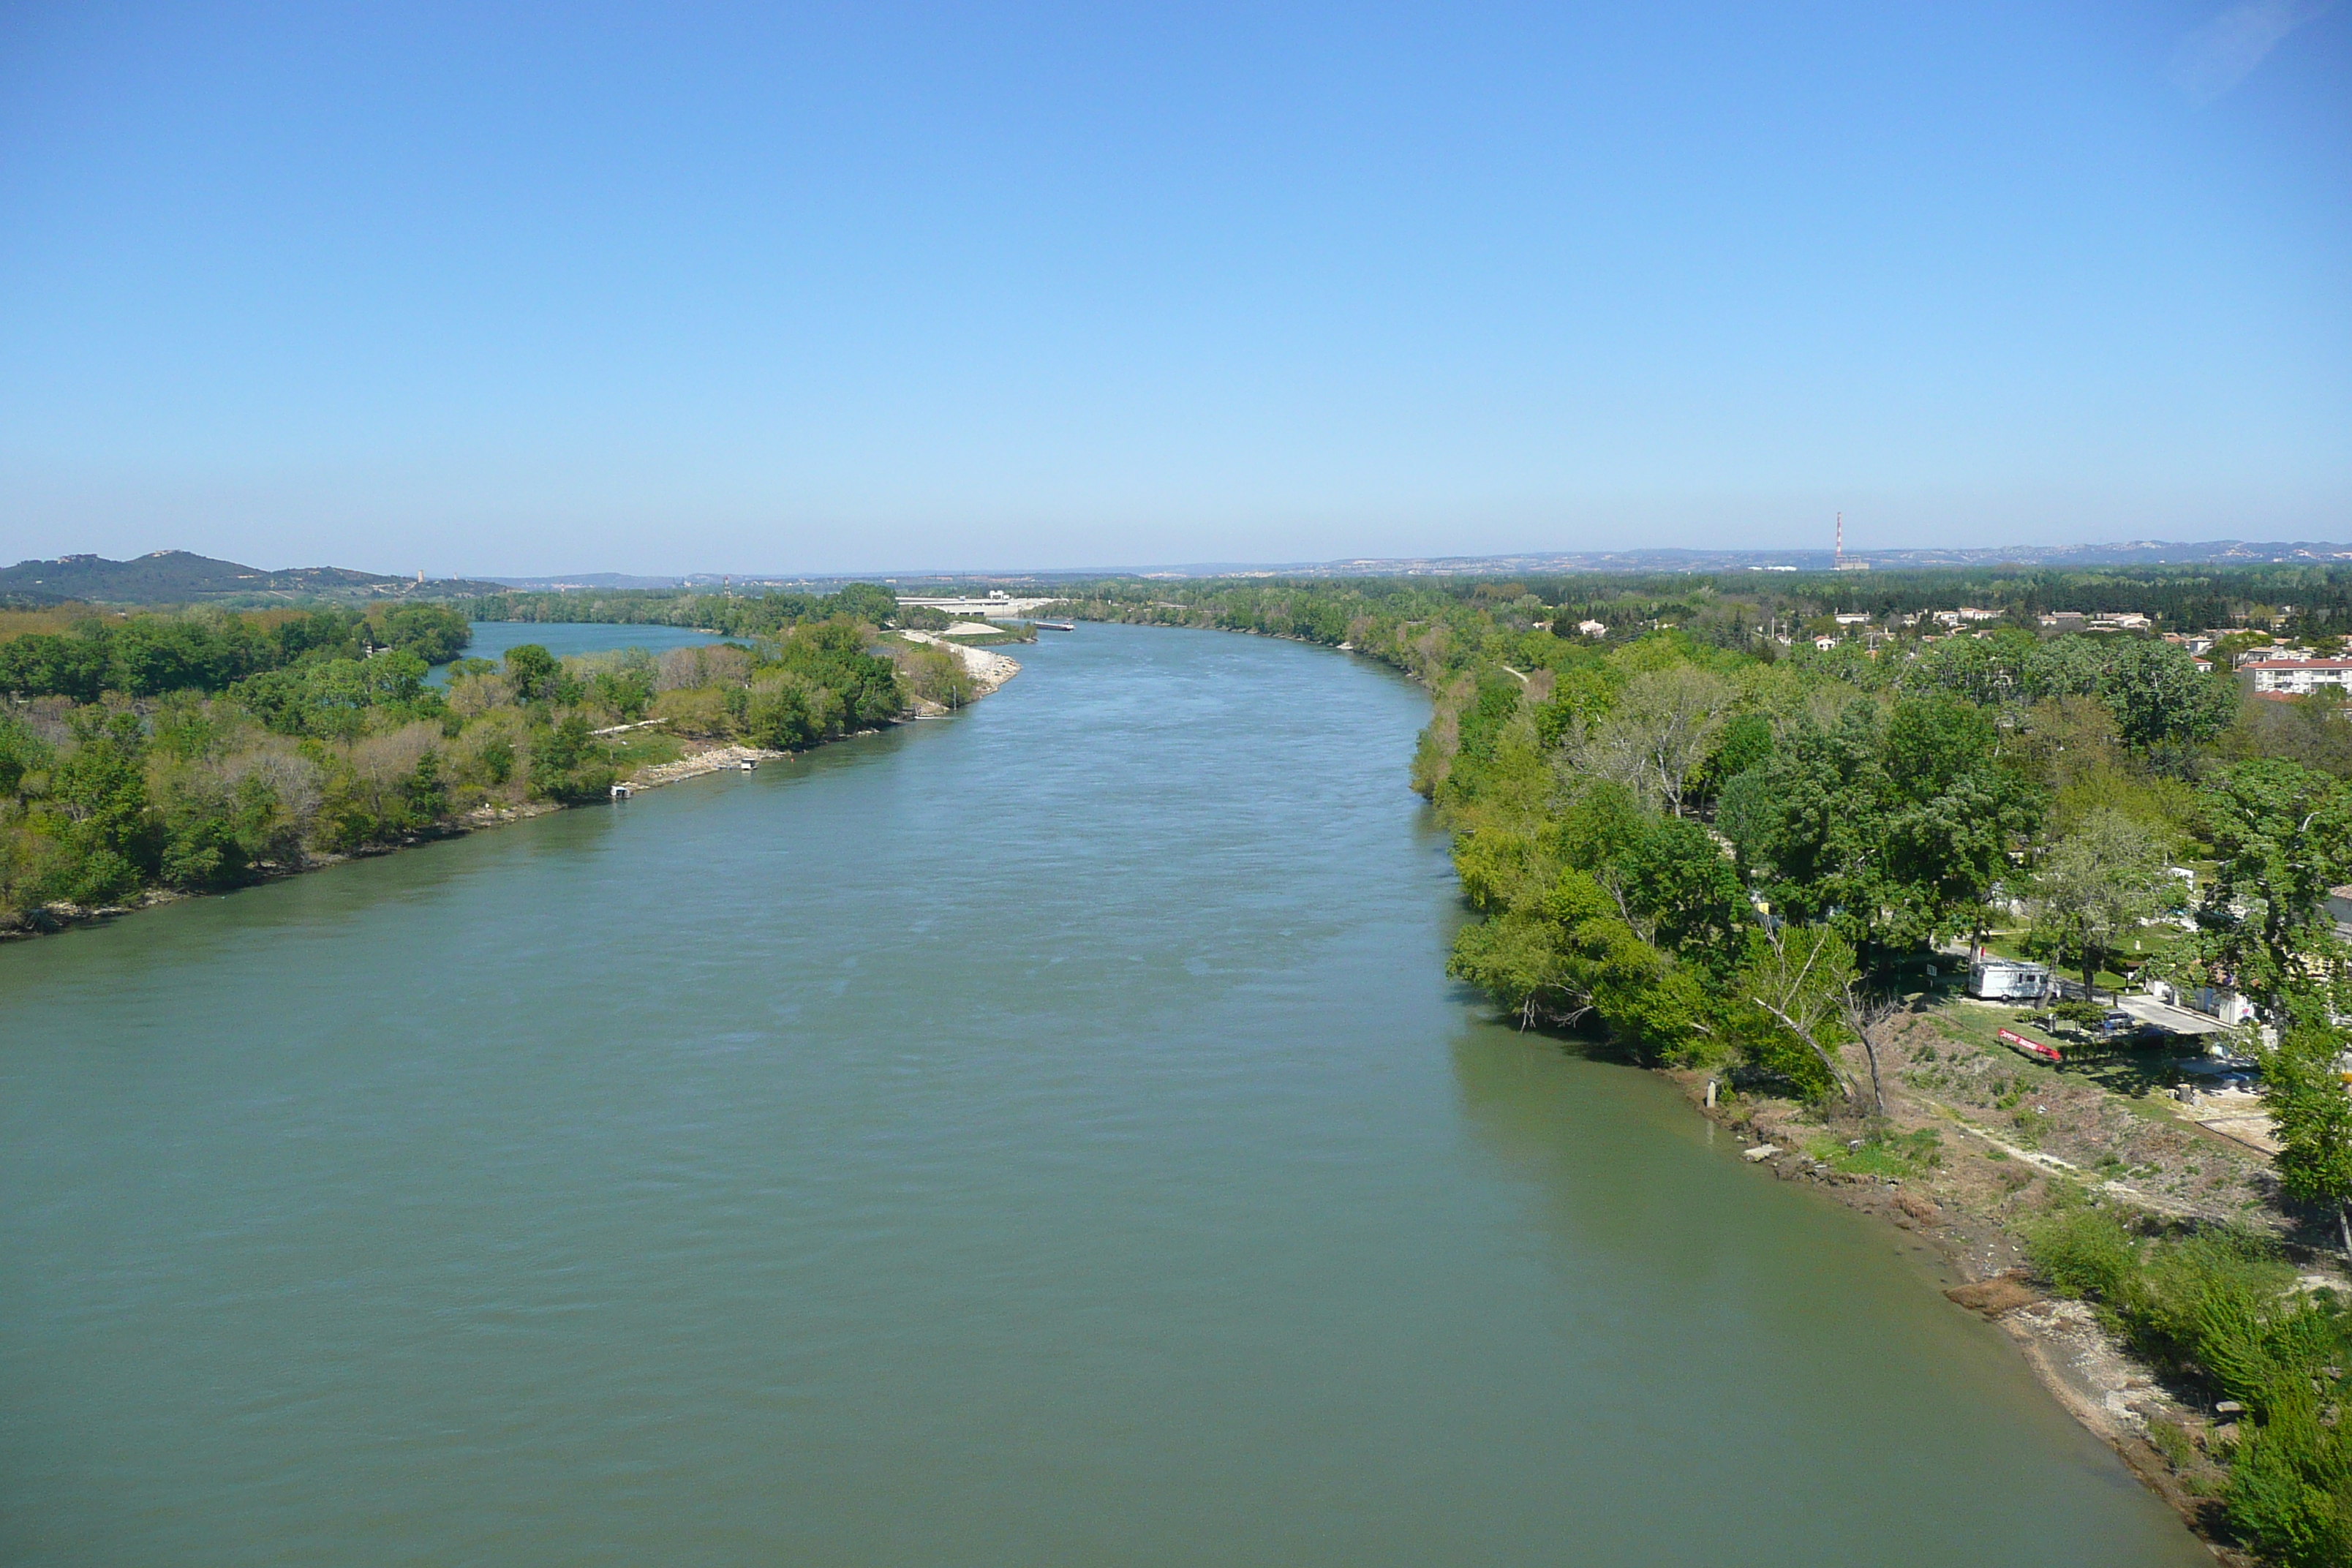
[1996,1027,2061,1063]
[1036,620,1077,631]
[737,758,758,771]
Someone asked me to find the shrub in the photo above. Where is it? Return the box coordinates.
[527,715,615,804]
[2026,1207,2140,1304]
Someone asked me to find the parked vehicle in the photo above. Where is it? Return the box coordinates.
[1967,960,2051,1001]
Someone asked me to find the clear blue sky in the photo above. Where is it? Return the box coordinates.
[1,2,2345,575]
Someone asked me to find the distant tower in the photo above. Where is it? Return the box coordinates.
[1832,512,1871,571]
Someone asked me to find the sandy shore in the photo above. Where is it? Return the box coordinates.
[624,743,787,788]
[896,629,1022,696]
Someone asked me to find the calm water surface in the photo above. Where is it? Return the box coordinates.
[1,625,2204,1565]
[428,620,723,684]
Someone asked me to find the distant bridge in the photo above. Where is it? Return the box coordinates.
[897,594,1068,619]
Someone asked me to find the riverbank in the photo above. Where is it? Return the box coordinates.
[4,661,1019,943]
[1074,611,2283,1558]
[893,630,1022,704]
[1663,998,2340,1563]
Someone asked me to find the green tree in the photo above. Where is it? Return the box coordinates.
[2100,638,2238,756]
[1691,709,1772,804]
[403,748,448,825]
[2261,1011,2352,1257]
[1882,694,1995,802]
[1908,630,2034,707]
[1548,783,1747,975]
[1732,921,1861,1104]
[1718,705,1895,950]
[503,644,562,703]
[46,710,154,901]
[821,581,899,625]
[527,714,615,803]
[2189,760,2352,1013]
[0,628,115,701]
[373,604,471,663]
[1446,841,1719,1063]
[2028,808,2181,998]
[157,772,284,890]
[0,712,51,796]
[1561,663,1732,817]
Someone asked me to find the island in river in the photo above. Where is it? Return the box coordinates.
[0,604,1014,939]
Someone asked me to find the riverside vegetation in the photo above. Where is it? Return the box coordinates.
[15,562,2352,1558]
[1063,569,2352,1567]
[0,589,975,929]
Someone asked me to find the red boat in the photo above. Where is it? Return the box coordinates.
[1997,1028,2062,1064]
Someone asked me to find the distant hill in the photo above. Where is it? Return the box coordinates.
[0,551,509,606]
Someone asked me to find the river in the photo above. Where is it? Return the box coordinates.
[426,620,724,685]
[0,622,2204,1565]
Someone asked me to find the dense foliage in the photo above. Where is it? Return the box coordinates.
[455,581,900,640]
[0,603,918,925]
[0,604,470,703]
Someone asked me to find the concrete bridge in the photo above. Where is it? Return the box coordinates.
[897,593,1067,619]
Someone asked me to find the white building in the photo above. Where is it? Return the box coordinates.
[2144,977,2258,1026]
[1575,619,1607,637]
[2244,659,2352,696]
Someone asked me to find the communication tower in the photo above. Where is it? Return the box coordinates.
[1834,511,1871,572]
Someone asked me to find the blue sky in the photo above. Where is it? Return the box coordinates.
[1,2,2345,575]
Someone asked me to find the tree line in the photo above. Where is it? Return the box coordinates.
[0,604,470,703]
[1050,559,2352,648]
[451,582,900,640]
[1,596,938,925]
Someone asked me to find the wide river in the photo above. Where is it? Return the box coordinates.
[1,624,2204,1565]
